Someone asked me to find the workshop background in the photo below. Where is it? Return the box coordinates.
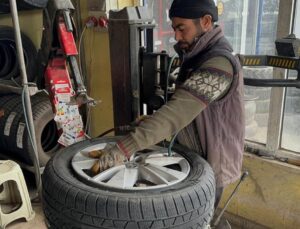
[0,0,300,229]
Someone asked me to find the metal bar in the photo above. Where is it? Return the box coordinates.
[69,56,86,93]
[63,10,73,32]
[241,55,300,71]
[212,171,249,228]
[244,78,300,88]
[130,25,142,120]
[9,0,41,195]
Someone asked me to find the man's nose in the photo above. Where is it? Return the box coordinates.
[174,31,182,42]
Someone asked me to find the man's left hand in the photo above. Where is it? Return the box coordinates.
[89,146,127,175]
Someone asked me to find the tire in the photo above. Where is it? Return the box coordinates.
[12,94,60,166]
[0,0,48,13]
[0,95,21,150]
[0,94,17,149]
[0,93,60,166]
[0,26,37,82]
[42,137,216,229]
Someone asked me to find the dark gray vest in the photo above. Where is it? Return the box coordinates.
[177,36,245,188]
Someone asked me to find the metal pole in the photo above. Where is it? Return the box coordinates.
[212,171,249,228]
[9,0,41,197]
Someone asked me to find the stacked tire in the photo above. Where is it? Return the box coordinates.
[0,93,60,166]
[0,26,37,83]
[0,0,48,14]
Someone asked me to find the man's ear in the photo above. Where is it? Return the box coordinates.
[200,15,213,32]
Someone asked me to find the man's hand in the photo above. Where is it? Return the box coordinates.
[88,146,127,175]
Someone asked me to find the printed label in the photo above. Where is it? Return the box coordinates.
[17,122,26,149]
[4,112,17,136]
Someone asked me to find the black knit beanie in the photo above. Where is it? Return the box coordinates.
[169,0,218,22]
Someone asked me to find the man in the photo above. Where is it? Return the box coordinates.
[91,0,245,223]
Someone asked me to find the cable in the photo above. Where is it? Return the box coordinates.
[165,54,178,103]
[168,132,178,157]
[78,24,87,79]
[97,125,135,138]
[97,128,116,138]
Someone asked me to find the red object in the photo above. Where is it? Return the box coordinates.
[45,56,74,111]
[86,16,98,27]
[98,17,108,28]
[57,17,78,56]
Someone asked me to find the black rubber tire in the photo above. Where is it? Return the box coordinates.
[11,94,60,166]
[0,42,17,78]
[0,94,17,150]
[0,0,48,13]
[0,26,37,82]
[0,93,60,166]
[0,94,22,150]
[42,138,216,229]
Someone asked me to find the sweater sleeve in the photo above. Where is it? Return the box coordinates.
[116,57,234,156]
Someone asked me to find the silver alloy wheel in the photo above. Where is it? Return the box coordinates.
[71,142,191,190]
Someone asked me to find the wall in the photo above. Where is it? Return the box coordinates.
[0,10,43,49]
[220,153,300,229]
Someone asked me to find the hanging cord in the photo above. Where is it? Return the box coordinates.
[78,21,97,136]
[168,132,179,157]
[21,86,42,200]
[165,54,178,103]
[97,125,134,138]
[78,24,87,79]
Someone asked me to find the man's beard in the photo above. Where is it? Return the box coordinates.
[177,31,203,53]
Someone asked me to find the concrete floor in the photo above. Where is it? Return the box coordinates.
[5,202,47,229]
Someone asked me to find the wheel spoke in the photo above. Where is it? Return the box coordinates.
[146,164,187,181]
[106,169,126,188]
[72,158,98,169]
[91,166,124,182]
[145,156,184,167]
[123,167,139,188]
[104,167,139,189]
[140,166,169,185]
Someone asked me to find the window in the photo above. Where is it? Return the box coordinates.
[281,0,300,153]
